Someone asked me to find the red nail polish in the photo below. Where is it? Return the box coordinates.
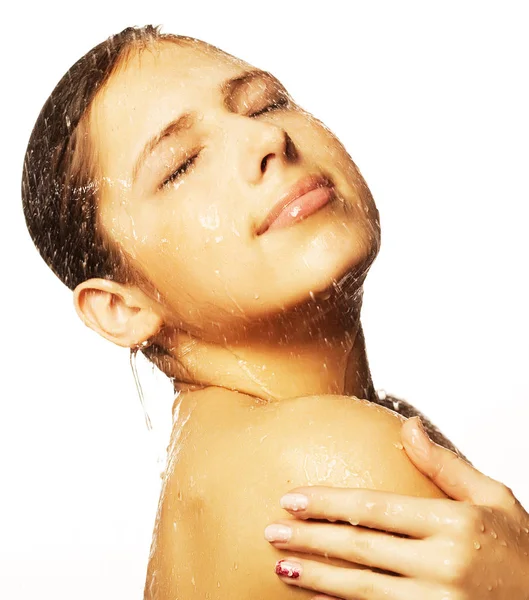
[275,559,302,579]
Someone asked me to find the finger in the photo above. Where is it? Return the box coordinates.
[402,417,517,509]
[265,519,428,578]
[280,487,456,538]
[274,555,450,600]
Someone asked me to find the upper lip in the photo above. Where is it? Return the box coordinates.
[256,173,334,235]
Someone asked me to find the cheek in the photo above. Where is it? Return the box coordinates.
[304,120,379,230]
[134,208,252,308]
[295,115,361,177]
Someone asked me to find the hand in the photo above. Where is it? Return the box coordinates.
[264,417,529,599]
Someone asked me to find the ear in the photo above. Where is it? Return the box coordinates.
[73,278,163,348]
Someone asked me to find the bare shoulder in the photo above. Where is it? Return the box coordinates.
[172,388,466,502]
[257,393,449,499]
[148,390,450,599]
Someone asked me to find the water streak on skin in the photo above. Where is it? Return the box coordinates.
[301,446,365,486]
[234,356,276,399]
[223,282,251,321]
[199,204,221,230]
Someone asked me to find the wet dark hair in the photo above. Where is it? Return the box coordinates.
[20,25,205,372]
[21,25,185,292]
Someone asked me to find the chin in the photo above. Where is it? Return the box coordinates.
[232,244,376,322]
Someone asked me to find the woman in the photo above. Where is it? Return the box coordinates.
[22,26,529,599]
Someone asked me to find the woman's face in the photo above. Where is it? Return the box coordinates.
[90,40,380,339]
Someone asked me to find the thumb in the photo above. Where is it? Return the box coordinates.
[402,416,514,508]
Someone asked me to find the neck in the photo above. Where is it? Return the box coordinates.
[154,290,375,403]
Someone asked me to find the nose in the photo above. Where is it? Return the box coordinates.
[236,120,298,184]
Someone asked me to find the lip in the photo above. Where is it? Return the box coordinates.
[256,173,335,236]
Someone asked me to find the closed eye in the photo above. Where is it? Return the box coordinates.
[248,95,289,118]
[160,152,200,190]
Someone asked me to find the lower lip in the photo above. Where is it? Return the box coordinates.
[266,186,335,233]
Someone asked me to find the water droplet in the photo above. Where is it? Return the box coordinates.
[393,442,404,450]
[479,522,485,532]
[473,541,481,550]
[491,530,498,539]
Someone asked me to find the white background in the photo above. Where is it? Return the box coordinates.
[1,1,528,598]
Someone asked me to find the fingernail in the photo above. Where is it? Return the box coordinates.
[410,418,431,460]
[275,559,302,579]
[264,524,292,542]
[280,493,308,511]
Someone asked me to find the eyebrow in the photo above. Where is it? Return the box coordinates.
[131,68,272,183]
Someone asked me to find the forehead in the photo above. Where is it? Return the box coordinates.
[89,41,251,177]
[102,40,248,104]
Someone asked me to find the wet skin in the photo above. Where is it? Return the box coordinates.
[145,388,447,599]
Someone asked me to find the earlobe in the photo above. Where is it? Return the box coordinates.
[73,278,163,348]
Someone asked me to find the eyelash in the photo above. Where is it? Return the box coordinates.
[249,95,289,118]
[161,153,200,189]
